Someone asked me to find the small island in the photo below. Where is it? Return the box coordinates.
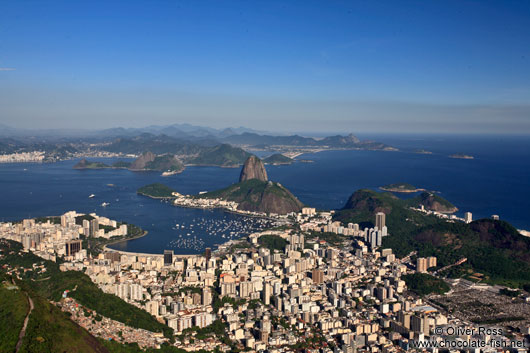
[73,159,114,169]
[263,153,294,165]
[74,152,185,175]
[137,183,177,198]
[449,153,474,160]
[413,149,433,155]
[380,183,426,193]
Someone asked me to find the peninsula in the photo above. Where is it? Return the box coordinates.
[263,153,294,165]
[379,183,427,193]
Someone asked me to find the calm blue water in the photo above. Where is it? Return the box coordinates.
[0,134,528,254]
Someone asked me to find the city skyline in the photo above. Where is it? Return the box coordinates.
[1,1,530,134]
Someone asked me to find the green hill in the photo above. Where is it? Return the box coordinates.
[199,179,303,214]
[74,159,110,169]
[0,278,29,353]
[137,183,176,198]
[263,154,293,165]
[406,192,458,213]
[112,160,132,168]
[188,144,252,167]
[334,189,530,287]
[0,240,173,338]
[402,273,450,296]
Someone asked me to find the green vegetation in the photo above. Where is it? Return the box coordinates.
[263,153,293,165]
[0,240,173,339]
[402,273,450,295]
[73,158,110,169]
[258,234,287,251]
[405,192,457,213]
[35,216,61,224]
[0,279,29,353]
[18,293,110,353]
[138,183,176,198]
[335,189,530,287]
[75,214,96,225]
[181,320,227,341]
[305,231,346,246]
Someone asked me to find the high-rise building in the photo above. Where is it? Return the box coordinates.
[202,287,212,306]
[89,219,99,237]
[464,212,472,223]
[312,269,324,284]
[262,282,272,305]
[164,250,173,266]
[65,240,82,256]
[375,212,386,230]
[204,247,212,261]
[491,215,499,220]
[416,257,428,273]
[427,256,437,268]
[302,207,316,216]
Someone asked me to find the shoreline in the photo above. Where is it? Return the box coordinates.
[137,192,289,222]
[379,187,427,193]
[103,230,200,258]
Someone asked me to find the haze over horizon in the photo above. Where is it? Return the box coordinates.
[1,1,530,134]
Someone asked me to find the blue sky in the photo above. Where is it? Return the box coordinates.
[1,0,529,134]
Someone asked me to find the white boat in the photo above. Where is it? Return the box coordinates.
[101,202,110,207]
[89,194,95,198]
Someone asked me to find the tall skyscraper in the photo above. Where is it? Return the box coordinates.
[89,219,99,237]
[375,212,386,230]
[312,269,324,284]
[464,212,472,223]
[164,250,173,266]
[205,247,212,261]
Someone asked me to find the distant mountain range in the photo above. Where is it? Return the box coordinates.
[0,123,270,140]
[0,123,397,162]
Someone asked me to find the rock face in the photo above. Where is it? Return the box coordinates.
[129,151,156,170]
[239,156,268,182]
[73,158,89,169]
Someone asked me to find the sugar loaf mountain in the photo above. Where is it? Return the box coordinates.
[138,156,303,215]
[198,156,303,214]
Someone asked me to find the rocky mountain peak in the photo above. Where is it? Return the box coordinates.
[129,151,155,170]
[239,156,268,182]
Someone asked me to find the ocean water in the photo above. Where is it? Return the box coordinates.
[0,134,528,254]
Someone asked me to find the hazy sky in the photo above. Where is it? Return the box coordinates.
[1,0,529,134]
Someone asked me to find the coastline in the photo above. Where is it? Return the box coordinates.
[379,187,427,193]
[103,230,199,258]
